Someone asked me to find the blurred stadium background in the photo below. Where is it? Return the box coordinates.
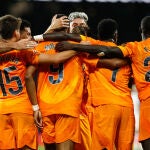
[1,0,150,44]
[1,0,149,149]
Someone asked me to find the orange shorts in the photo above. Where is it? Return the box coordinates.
[42,114,81,144]
[0,113,37,149]
[75,114,92,150]
[91,105,135,150]
[139,99,150,141]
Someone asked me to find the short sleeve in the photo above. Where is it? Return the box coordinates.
[118,42,136,58]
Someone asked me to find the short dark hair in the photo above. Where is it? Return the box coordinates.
[97,18,118,40]
[20,19,31,32]
[0,14,21,39]
[141,16,150,35]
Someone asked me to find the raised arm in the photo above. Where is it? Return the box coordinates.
[44,14,69,34]
[55,41,124,58]
[25,65,43,129]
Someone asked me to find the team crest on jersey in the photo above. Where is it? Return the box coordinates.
[45,43,55,51]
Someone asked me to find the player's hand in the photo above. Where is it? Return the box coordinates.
[54,14,70,28]
[55,41,73,51]
[33,110,43,129]
[47,14,69,32]
[15,39,38,50]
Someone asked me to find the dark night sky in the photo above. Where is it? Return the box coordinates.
[1,0,150,44]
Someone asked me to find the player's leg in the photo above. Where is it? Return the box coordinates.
[44,143,56,150]
[139,100,150,150]
[56,140,74,150]
[141,138,150,150]
[55,114,81,150]
[11,112,38,150]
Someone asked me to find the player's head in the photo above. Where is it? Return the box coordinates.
[53,14,68,32]
[140,16,150,40]
[0,14,21,40]
[20,19,31,39]
[97,18,118,43]
[68,12,89,33]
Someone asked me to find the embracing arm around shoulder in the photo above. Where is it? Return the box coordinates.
[55,41,124,58]
[0,39,37,53]
[38,50,77,64]
[97,57,130,70]
[33,32,81,42]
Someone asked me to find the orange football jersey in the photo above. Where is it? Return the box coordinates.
[35,41,85,117]
[81,36,133,107]
[119,38,150,101]
[0,50,39,114]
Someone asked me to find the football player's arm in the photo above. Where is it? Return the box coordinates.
[33,32,81,42]
[55,41,124,58]
[0,39,37,53]
[25,65,43,129]
[38,50,77,64]
[97,57,130,70]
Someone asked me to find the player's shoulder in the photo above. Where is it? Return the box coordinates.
[120,41,138,47]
